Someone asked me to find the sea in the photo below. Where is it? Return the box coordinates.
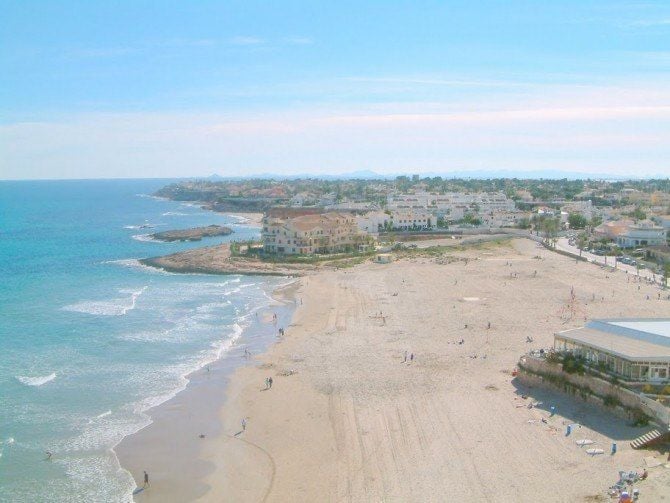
[0,179,289,502]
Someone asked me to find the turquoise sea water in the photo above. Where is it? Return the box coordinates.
[0,179,283,502]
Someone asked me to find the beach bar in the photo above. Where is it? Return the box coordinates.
[554,319,670,382]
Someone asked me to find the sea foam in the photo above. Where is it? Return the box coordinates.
[63,287,147,316]
[16,373,56,387]
[103,259,176,275]
[131,233,158,243]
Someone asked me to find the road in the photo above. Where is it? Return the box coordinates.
[555,237,663,285]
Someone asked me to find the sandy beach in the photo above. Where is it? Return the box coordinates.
[227,212,264,227]
[129,238,670,502]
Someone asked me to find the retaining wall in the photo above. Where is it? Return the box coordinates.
[518,356,670,429]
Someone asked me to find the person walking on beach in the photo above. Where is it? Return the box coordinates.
[268,377,273,389]
[143,471,149,488]
[403,351,408,363]
[410,353,414,362]
[242,418,247,432]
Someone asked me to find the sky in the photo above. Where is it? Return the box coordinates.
[2,1,670,180]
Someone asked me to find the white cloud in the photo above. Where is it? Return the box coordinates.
[3,102,670,179]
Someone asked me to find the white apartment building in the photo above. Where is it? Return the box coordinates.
[389,209,434,230]
[356,211,391,235]
[386,191,516,220]
[262,212,365,255]
[616,222,667,248]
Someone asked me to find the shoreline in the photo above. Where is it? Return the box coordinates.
[224,212,263,227]
[114,279,300,502]
[138,246,314,277]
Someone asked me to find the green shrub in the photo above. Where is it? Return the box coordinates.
[603,395,620,408]
[631,411,651,427]
[562,354,585,375]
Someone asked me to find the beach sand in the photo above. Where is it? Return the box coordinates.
[130,238,670,502]
[226,212,264,227]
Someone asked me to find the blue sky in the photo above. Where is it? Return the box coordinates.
[2,1,670,179]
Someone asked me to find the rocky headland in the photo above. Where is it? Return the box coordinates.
[140,244,316,276]
[150,225,232,242]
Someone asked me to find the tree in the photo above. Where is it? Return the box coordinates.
[541,217,560,246]
[577,233,588,257]
[517,217,531,230]
[463,213,482,226]
[589,215,603,228]
[624,206,647,221]
[568,213,587,229]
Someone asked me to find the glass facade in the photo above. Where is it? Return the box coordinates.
[554,337,670,382]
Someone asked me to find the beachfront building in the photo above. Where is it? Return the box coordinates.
[593,219,634,240]
[386,191,516,221]
[389,209,434,231]
[356,211,391,235]
[616,222,667,248]
[262,210,367,255]
[554,319,670,382]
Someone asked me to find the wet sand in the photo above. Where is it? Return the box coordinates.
[115,282,299,502]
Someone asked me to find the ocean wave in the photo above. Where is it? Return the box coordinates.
[161,211,187,216]
[103,259,176,275]
[226,214,250,223]
[213,323,244,359]
[123,224,155,230]
[223,287,242,297]
[131,233,158,243]
[63,287,147,316]
[88,410,112,424]
[195,301,232,314]
[16,373,57,387]
[136,193,165,200]
[4,437,15,445]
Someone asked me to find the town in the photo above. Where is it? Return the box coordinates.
[157,177,670,276]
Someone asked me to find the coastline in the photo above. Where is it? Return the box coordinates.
[115,279,300,502]
[185,238,669,502]
[224,212,264,227]
[139,245,315,276]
